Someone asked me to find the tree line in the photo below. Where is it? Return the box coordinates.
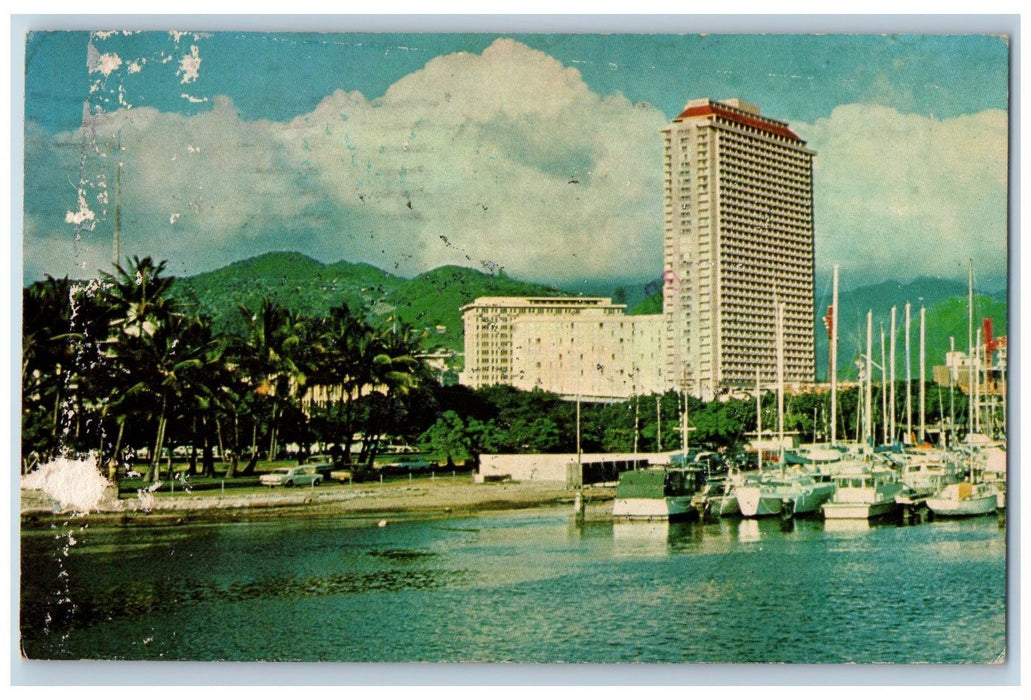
[22,256,978,482]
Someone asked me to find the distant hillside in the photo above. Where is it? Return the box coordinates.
[173,252,566,355]
[815,277,1007,380]
[172,251,404,336]
[381,265,567,352]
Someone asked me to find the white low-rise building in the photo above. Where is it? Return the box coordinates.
[459,295,666,400]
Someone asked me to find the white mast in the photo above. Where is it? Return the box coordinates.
[890,306,897,443]
[880,322,888,445]
[974,328,982,433]
[905,303,912,444]
[919,306,926,443]
[830,265,839,446]
[968,260,975,434]
[949,336,955,447]
[865,310,873,449]
[777,300,785,469]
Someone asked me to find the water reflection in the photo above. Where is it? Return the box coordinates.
[736,517,797,542]
[610,516,811,556]
[611,520,673,558]
[823,518,874,534]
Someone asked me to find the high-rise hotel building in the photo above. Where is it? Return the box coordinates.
[459,98,816,401]
[662,98,816,399]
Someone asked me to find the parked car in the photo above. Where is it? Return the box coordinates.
[259,466,323,487]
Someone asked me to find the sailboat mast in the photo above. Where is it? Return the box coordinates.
[830,265,839,446]
[920,306,926,443]
[968,260,974,434]
[974,328,982,433]
[880,323,887,445]
[949,336,956,447]
[777,300,785,469]
[905,303,912,443]
[890,306,897,443]
[865,311,873,449]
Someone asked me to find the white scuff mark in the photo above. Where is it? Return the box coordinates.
[187,144,200,153]
[181,93,208,104]
[65,191,96,227]
[170,213,180,224]
[128,59,145,73]
[136,482,163,512]
[86,42,123,76]
[22,454,113,514]
[178,45,201,84]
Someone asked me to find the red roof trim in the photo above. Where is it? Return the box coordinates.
[676,103,801,142]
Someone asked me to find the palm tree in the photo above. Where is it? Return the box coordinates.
[306,305,381,465]
[98,256,184,482]
[237,299,308,469]
[358,319,430,465]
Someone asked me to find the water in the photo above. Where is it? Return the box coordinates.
[20,508,1007,664]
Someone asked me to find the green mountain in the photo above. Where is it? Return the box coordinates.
[382,265,566,353]
[173,252,565,354]
[172,251,404,336]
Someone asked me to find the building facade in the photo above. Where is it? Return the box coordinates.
[510,312,665,400]
[459,296,665,400]
[662,98,816,399]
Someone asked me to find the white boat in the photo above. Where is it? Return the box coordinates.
[898,452,964,499]
[612,467,704,521]
[821,465,904,520]
[736,470,836,518]
[924,481,998,517]
[962,435,1007,509]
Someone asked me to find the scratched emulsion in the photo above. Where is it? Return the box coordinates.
[21,455,112,513]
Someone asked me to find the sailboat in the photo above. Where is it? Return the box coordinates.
[924,479,997,517]
[736,300,836,518]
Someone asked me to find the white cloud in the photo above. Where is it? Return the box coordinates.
[276,38,667,282]
[800,104,1008,288]
[27,38,667,285]
[24,40,1009,293]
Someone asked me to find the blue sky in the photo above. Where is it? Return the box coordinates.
[20,27,1011,291]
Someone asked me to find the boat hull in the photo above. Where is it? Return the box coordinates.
[737,480,835,518]
[736,486,783,518]
[925,482,998,517]
[925,494,997,517]
[822,479,904,520]
[822,500,897,520]
[709,494,741,517]
[612,496,695,521]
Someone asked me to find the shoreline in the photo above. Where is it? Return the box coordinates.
[20,479,616,529]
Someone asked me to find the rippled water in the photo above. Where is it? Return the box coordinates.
[20,508,1007,663]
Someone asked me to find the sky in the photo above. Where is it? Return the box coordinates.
[18,24,1012,293]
